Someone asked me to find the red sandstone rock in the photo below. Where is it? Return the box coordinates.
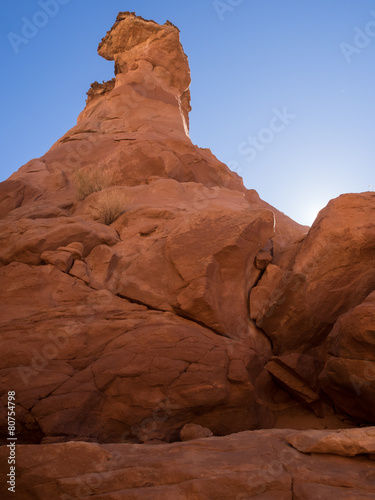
[0,10,374,497]
[57,241,84,260]
[249,193,375,421]
[319,290,375,422]
[1,429,375,499]
[41,250,74,272]
[250,193,375,355]
[0,217,119,266]
[286,426,375,456]
[180,423,213,441]
[0,179,41,219]
[0,262,281,444]
[265,357,321,410]
[0,12,297,441]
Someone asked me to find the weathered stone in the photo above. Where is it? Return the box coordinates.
[1,429,375,499]
[0,262,281,444]
[0,217,119,266]
[180,423,213,441]
[41,250,74,273]
[69,259,91,284]
[251,193,375,354]
[286,427,375,456]
[0,10,373,497]
[318,291,375,423]
[57,241,84,260]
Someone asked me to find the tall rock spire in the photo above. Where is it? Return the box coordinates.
[80,12,191,137]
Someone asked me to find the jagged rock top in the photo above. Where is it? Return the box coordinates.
[97,11,190,98]
[98,12,179,58]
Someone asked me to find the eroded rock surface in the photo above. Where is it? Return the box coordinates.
[250,192,375,422]
[320,290,375,422]
[0,262,280,444]
[0,12,305,445]
[0,10,374,498]
[1,429,375,499]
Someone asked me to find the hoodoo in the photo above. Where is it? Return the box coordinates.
[1,12,374,499]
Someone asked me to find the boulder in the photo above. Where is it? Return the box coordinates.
[180,423,213,441]
[0,262,279,444]
[41,251,74,273]
[319,291,375,423]
[286,427,375,456]
[250,192,375,354]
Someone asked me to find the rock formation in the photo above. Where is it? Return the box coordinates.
[1,427,375,498]
[0,11,374,498]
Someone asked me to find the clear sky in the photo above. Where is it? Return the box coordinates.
[1,0,374,225]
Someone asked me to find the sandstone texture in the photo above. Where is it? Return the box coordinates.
[0,11,374,499]
[286,426,375,456]
[180,423,213,441]
[1,428,375,499]
[0,12,303,446]
[250,192,375,423]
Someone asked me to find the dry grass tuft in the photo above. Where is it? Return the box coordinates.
[73,167,110,200]
[93,188,131,225]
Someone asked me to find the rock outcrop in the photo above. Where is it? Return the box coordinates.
[1,428,375,499]
[250,192,375,422]
[320,289,375,423]
[0,12,309,446]
[0,11,374,499]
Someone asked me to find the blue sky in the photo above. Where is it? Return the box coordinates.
[1,0,374,225]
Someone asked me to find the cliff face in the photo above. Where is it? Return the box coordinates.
[1,12,375,499]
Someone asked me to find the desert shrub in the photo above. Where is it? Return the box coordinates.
[93,188,130,225]
[73,166,110,200]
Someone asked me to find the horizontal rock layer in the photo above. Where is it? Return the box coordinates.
[1,428,375,499]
